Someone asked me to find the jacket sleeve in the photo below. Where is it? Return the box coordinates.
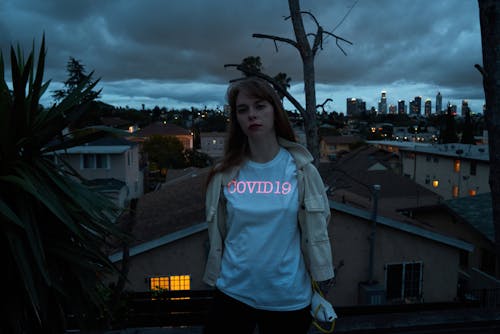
[203,173,224,286]
[302,164,334,282]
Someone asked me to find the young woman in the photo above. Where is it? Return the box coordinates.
[203,77,334,334]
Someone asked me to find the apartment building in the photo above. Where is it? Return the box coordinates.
[369,141,490,200]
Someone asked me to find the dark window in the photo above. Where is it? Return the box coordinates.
[404,263,421,298]
[480,248,496,276]
[386,264,403,300]
[470,161,477,176]
[96,154,108,168]
[386,262,422,301]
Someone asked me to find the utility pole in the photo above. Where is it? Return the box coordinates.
[368,184,381,284]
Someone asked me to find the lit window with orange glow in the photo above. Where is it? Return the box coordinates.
[432,180,439,188]
[149,275,190,292]
[454,159,461,173]
[468,189,477,196]
[452,185,459,198]
[170,275,190,291]
[150,276,169,291]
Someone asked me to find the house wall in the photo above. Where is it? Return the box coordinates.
[177,134,193,150]
[329,210,460,306]
[319,139,351,160]
[60,145,144,203]
[112,209,463,307]
[122,145,144,199]
[200,133,225,158]
[401,150,489,200]
[114,231,209,292]
[413,209,496,277]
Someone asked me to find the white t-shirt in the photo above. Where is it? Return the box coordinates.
[216,147,312,311]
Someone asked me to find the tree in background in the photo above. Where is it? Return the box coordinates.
[0,36,127,333]
[240,56,263,75]
[477,0,500,278]
[460,110,475,144]
[227,0,353,166]
[184,149,213,168]
[52,57,104,128]
[439,107,459,144]
[52,57,100,102]
[273,72,292,101]
[142,135,186,170]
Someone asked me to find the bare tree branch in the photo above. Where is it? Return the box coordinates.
[252,33,299,50]
[284,9,353,56]
[285,11,320,28]
[475,63,487,78]
[224,64,306,115]
[317,98,333,109]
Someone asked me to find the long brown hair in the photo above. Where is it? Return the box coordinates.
[206,77,296,185]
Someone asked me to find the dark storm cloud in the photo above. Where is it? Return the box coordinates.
[1,0,485,112]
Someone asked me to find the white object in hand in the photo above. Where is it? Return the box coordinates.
[310,291,337,323]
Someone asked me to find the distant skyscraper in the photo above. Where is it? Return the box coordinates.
[346,98,365,116]
[398,100,406,114]
[413,96,422,115]
[436,92,442,114]
[447,102,457,115]
[378,91,387,114]
[461,100,470,116]
[388,104,397,114]
[424,99,432,116]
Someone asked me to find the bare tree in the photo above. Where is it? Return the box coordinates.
[245,0,353,166]
[476,0,500,277]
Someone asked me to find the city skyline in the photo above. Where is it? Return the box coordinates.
[1,0,485,114]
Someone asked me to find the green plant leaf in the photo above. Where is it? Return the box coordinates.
[0,172,82,238]
[0,197,26,231]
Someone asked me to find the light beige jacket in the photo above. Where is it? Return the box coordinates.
[203,138,334,286]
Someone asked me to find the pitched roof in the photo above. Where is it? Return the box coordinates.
[331,200,473,252]
[53,136,137,154]
[110,167,210,252]
[320,145,441,206]
[134,122,191,137]
[444,193,494,242]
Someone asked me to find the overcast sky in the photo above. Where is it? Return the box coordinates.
[1,0,485,114]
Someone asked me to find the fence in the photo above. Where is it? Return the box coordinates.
[64,288,500,331]
[106,289,496,329]
[469,288,500,308]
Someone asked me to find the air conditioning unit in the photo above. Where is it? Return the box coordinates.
[358,282,386,305]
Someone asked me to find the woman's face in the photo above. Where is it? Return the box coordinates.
[235,90,276,140]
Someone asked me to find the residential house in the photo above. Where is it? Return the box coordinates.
[319,145,477,305]
[320,135,362,162]
[54,136,143,208]
[199,132,226,159]
[328,200,473,306]
[399,193,499,289]
[132,121,193,150]
[107,167,208,292]
[369,140,490,200]
[106,154,477,307]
